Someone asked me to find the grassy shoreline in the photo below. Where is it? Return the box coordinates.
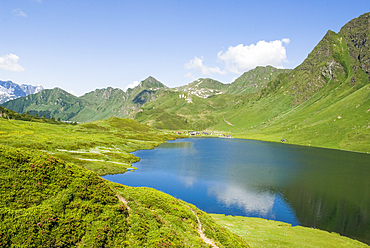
[1,117,369,246]
[0,117,180,176]
[210,214,369,248]
[174,130,370,155]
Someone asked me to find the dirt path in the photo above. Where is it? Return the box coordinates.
[223,116,234,126]
[187,206,219,248]
[117,194,131,211]
[117,194,217,247]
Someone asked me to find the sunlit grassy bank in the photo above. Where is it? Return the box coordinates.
[0,117,178,175]
[0,144,247,247]
[211,214,369,248]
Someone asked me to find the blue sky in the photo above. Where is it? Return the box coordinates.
[0,0,369,96]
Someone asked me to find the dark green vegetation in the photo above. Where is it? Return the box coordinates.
[211,214,369,248]
[0,106,67,124]
[0,144,248,247]
[2,13,370,153]
[0,145,128,247]
[1,87,84,121]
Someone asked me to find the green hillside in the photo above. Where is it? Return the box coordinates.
[1,77,167,123]
[1,116,368,246]
[0,116,248,247]
[0,143,248,247]
[76,76,168,122]
[0,68,289,124]
[225,66,291,95]
[211,214,369,248]
[135,13,370,153]
[1,88,85,120]
[0,116,176,175]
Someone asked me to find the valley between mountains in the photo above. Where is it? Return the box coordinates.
[3,13,370,154]
[0,11,370,248]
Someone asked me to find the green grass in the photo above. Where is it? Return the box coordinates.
[0,117,178,175]
[111,184,248,247]
[136,78,370,153]
[211,214,369,248]
[0,144,249,247]
[0,144,129,247]
[1,115,369,246]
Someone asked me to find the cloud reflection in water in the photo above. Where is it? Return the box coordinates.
[207,184,276,217]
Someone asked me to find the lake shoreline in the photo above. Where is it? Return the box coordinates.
[174,133,370,155]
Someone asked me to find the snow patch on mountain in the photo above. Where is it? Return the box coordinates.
[175,79,225,99]
[0,80,44,104]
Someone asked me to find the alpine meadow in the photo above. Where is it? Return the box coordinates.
[0,7,370,248]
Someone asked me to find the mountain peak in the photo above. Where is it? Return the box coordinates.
[339,12,370,79]
[139,76,167,89]
[226,66,291,95]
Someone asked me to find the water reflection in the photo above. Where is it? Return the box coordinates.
[157,142,193,149]
[207,184,275,216]
[103,138,370,244]
[178,175,196,188]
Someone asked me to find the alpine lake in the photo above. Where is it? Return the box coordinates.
[103,138,370,244]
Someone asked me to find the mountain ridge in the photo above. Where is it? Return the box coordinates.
[0,80,43,104]
[1,68,287,121]
[1,13,369,153]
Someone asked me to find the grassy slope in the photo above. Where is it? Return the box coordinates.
[219,81,370,153]
[225,66,291,95]
[137,78,370,153]
[0,144,248,247]
[1,117,368,246]
[222,29,370,153]
[1,77,167,123]
[1,88,85,120]
[211,214,369,248]
[0,144,129,247]
[0,117,177,175]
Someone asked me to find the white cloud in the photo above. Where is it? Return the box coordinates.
[124,81,140,91]
[217,38,290,74]
[185,56,227,76]
[0,54,25,71]
[12,9,28,17]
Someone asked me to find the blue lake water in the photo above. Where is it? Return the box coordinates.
[103,138,370,244]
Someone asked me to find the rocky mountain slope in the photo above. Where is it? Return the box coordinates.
[0,80,43,104]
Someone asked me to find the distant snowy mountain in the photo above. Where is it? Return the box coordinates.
[0,80,43,104]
